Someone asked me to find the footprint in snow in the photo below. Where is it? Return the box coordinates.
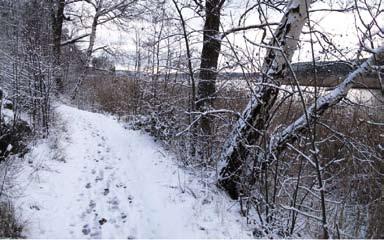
[90,232,101,238]
[95,176,103,182]
[95,170,104,182]
[107,197,119,210]
[98,218,107,225]
[103,188,110,196]
[115,183,126,189]
[30,205,40,211]
[89,200,96,209]
[82,224,91,235]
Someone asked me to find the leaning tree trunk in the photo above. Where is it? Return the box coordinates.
[196,0,224,158]
[218,0,311,200]
[270,46,384,153]
[266,45,384,240]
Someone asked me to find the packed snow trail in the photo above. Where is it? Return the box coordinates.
[16,105,252,238]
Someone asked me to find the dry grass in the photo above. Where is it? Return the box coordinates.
[80,71,383,238]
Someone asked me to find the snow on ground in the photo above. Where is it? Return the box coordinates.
[14,104,253,238]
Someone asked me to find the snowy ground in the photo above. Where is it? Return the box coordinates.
[14,104,253,238]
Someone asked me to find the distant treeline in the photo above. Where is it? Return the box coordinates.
[114,60,383,90]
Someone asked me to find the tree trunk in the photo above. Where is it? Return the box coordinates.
[196,0,224,159]
[86,14,99,65]
[72,6,100,99]
[51,0,66,92]
[218,0,311,200]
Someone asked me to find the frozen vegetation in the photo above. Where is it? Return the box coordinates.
[0,0,383,238]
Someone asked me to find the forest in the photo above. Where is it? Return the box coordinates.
[0,0,383,238]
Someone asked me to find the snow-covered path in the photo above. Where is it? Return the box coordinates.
[16,105,251,238]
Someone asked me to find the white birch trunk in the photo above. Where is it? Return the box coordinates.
[218,0,311,199]
[72,1,102,99]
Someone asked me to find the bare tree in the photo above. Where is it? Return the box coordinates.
[71,0,141,98]
[196,0,225,154]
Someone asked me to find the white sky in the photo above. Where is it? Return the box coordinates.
[68,0,383,70]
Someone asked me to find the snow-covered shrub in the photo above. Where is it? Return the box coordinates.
[0,96,27,237]
[0,90,32,162]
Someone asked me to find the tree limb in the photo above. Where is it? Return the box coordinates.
[269,46,384,153]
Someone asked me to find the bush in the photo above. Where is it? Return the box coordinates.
[0,201,23,238]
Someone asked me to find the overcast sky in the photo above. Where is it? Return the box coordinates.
[70,1,381,70]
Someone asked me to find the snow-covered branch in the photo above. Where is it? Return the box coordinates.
[218,0,311,200]
[221,23,279,39]
[269,46,384,153]
[60,33,90,46]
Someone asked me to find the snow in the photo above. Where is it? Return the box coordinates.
[269,46,384,151]
[6,144,13,152]
[15,104,253,238]
[2,108,14,124]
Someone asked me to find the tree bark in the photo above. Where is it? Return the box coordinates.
[72,1,101,99]
[197,0,224,143]
[50,0,66,92]
[218,0,311,200]
[86,14,99,65]
[51,0,65,62]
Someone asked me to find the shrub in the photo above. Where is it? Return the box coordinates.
[0,201,23,238]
